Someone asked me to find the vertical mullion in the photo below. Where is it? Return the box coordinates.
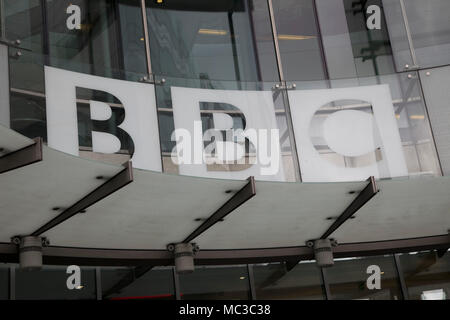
[311,0,330,80]
[172,267,181,300]
[9,265,15,300]
[95,267,102,300]
[320,267,331,300]
[140,0,152,77]
[247,264,256,300]
[266,0,284,81]
[398,0,418,68]
[393,254,409,300]
[267,0,303,182]
[40,0,50,65]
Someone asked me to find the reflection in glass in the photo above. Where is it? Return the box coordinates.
[399,251,450,300]
[46,0,145,80]
[179,265,250,300]
[326,255,402,300]
[272,0,326,81]
[315,0,395,79]
[101,266,175,300]
[145,0,278,82]
[15,265,96,300]
[253,261,325,300]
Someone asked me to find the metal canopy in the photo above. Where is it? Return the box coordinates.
[0,145,124,242]
[334,177,450,243]
[0,124,35,156]
[0,127,449,259]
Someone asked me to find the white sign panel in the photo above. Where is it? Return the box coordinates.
[171,87,285,181]
[45,66,162,172]
[288,84,407,182]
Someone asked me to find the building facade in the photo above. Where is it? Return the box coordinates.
[0,0,449,300]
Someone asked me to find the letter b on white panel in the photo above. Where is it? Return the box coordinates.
[45,66,162,172]
[289,85,407,182]
[171,87,285,181]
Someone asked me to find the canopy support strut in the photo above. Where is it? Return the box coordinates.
[30,161,133,236]
[0,137,42,174]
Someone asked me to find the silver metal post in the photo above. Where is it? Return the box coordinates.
[398,0,418,69]
[140,0,153,77]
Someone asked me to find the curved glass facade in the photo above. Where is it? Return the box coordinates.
[2,0,449,183]
[1,0,450,300]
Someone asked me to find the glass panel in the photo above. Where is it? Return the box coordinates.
[179,265,250,300]
[253,261,325,300]
[145,0,278,82]
[272,0,326,81]
[327,255,402,300]
[402,0,450,69]
[382,0,415,71]
[155,76,298,181]
[0,42,9,127]
[316,0,396,79]
[287,72,440,182]
[46,0,145,81]
[101,266,175,300]
[399,250,450,300]
[419,66,450,176]
[0,264,8,300]
[15,265,96,300]
[384,0,450,70]
[4,0,44,92]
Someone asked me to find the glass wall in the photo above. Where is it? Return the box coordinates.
[384,0,450,70]
[253,261,325,300]
[399,251,450,300]
[0,0,448,182]
[101,266,175,300]
[179,265,251,300]
[46,0,145,80]
[15,265,96,300]
[0,250,448,300]
[145,0,278,82]
[326,255,402,300]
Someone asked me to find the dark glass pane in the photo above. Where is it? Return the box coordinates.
[400,251,450,300]
[15,265,96,300]
[315,0,395,79]
[272,0,326,81]
[179,265,250,300]
[0,264,8,300]
[146,0,278,82]
[46,0,145,80]
[101,266,175,300]
[326,255,402,300]
[4,0,44,92]
[253,261,325,300]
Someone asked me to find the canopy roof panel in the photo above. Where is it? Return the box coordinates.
[1,127,449,252]
[0,125,35,156]
[0,146,123,242]
[334,177,450,243]
[44,170,246,249]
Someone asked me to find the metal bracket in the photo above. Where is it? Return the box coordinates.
[30,161,134,236]
[0,137,43,174]
[272,83,296,90]
[167,243,200,253]
[320,176,378,240]
[182,176,256,243]
[139,74,166,85]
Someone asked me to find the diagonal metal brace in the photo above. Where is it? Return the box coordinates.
[0,137,43,174]
[183,176,256,243]
[31,161,134,236]
[320,176,378,239]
